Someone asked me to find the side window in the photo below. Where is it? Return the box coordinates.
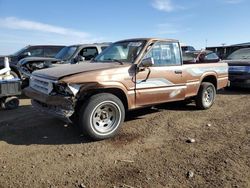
[80,47,98,60]
[26,47,44,57]
[205,53,219,60]
[144,42,181,66]
[44,47,62,57]
[188,46,195,51]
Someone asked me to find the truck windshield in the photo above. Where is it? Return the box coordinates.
[94,40,146,63]
[227,48,250,60]
[55,46,77,60]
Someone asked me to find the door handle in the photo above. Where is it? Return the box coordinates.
[174,70,182,74]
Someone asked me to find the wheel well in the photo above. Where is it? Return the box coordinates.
[10,66,21,78]
[201,75,217,89]
[76,88,128,111]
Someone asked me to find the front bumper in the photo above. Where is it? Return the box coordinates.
[24,87,75,122]
[229,73,250,88]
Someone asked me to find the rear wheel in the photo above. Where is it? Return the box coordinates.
[79,93,125,140]
[195,82,216,110]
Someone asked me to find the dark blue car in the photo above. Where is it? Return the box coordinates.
[226,48,250,88]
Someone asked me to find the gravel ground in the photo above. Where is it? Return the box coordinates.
[0,88,249,188]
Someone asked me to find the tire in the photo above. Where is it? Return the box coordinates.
[1,97,19,110]
[79,93,125,140]
[10,71,19,79]
[195,82,216,110]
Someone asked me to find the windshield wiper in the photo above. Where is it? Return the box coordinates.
[107,58,124,65]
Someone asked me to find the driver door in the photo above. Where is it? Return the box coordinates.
[135,41,186,107]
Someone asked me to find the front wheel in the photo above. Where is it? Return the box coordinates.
[195,82,216,110]
[79,93,125,140]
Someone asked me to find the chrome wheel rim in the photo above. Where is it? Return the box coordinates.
[90,101,121,135]
[203,86,214,106]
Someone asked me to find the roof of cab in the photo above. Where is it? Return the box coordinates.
[68,43,111,48]
[116,38,179,43]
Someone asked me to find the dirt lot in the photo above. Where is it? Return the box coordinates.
[0,88,249,188]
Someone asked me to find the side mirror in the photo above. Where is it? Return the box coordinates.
[73,55,85,64]
[141,57,154,67]
[18,52,31,60]
[24,52,31,57]
[78,56,85,62]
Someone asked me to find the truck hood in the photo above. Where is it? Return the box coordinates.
[19,57,59,65]
[225,59,250,66]
[32,62,122,80]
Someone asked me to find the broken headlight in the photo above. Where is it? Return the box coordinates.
[53,83,80,96]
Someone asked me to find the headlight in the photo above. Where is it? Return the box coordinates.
[229,66,248,73]
[68,84,81,96]
[247,66,250,73]
[53,83,80,96]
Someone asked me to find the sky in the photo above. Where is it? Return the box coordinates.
[0,0,249,54]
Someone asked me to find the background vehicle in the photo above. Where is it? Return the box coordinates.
[183,50,220,64]
[18,43,110,86]
[225,48,250,88]
[181,45,195,53]
[24,38,228,140]
[206,42,250,59]
[0,45,65,79]
[0,57,21,110]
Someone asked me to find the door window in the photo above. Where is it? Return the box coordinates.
[44,47,63,57]
[144,42,181,66]
[80,47,98,60]
[24,47,44,57]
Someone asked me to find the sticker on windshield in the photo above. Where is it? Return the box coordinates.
[128,42,143,47]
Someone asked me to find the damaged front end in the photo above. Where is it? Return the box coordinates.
[24,75,81,123]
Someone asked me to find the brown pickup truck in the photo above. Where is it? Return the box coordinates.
[24,38,228,140]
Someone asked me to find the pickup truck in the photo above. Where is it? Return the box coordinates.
[24,38,228,140]
[18,43,110,87]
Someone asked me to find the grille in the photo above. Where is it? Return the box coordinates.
[30,76,54,95]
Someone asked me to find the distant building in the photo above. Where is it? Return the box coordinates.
[206,42,250,59]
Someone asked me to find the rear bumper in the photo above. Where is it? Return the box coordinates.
[24,87,75,122]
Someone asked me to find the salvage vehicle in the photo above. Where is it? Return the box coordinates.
[0,45,65,79]
[181,45,195,53]
[18,43,110,86]
[24,38,228,140]
[183,50,220,64]
[0,57,21,110]
[225,48,250,88]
